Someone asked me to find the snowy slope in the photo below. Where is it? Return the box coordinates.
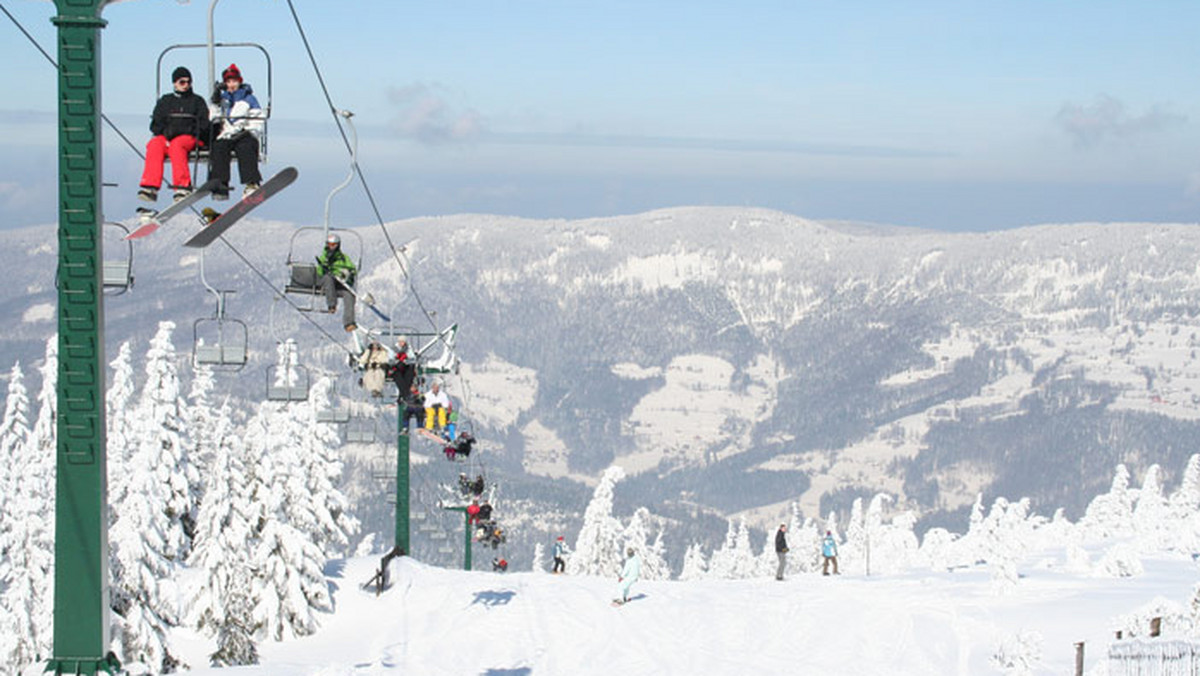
[172,551,1199,676]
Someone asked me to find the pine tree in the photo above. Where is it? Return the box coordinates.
[242,384,342,641]
[1132,464,1169,550]
[106,341,137,519]
[531,542,546,573]
[0,339,58,671]
[187,402,257,659]
[1079,464,1134,541]
[621,508,668,580]
[110,325,194,671]
[706,520,739,579]
[134,321,198,560]
[567,466,627,577]
[0,362,32,561]
[678,542,708,581]
[844,498,866,575]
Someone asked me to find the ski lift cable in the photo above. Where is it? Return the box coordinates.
[1,1,146,160]
[283,0,459,346]
[5,0,399,365]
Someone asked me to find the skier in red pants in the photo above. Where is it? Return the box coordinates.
[138,66,210,204]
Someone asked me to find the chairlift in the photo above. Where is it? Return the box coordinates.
[193,290,249,370]
[192,245,248,370]
[264,301,310,401]
[156,39,273,169]
[284,111,367,310]
[315,377,351,424]
[346,414,377,444]
[102,222,134,295]
[283,227,365,308]
[377,324,461,376]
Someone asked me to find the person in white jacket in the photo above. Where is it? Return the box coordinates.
[207,63,264,199]
[615,547,641,604]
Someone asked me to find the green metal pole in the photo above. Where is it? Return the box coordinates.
[395,411,409,553]
[48,1,117,673]
[441,506,472,571]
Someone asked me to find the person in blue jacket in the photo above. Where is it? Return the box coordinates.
[553,536,569,574]
[822,530,840,576]
[207,63,264,200]
[615,547,641,604]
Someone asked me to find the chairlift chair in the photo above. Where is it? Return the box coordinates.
[193,290,249,370]
[156,42,273,171]
[346,414,377,444]
[265,362,310,401]
[283,226,364,309]
[315,380,351,424]
[102,222,134,295]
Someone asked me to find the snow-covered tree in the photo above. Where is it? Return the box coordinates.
[0,340,58,671]
[1094,542,1143,578]
[185,361,219,484]
[990,630,1043,676]
[132,322,198,560]
[678,542,708,581]
[208,563,259,668]
[621,507,669,580]
[110,324,196,672]
[1171,454,1200,521]
[568,466,627,577]
[1079,464,1134,542]
[1132,464,1169,550]
[706,520,739,580]
[843,499,866,575]
[0,362,32,560]
[187,400,257,661]
[242,394,336,642]
[106,341,137,518]
[916,527,957,570]
[531,542,546,573]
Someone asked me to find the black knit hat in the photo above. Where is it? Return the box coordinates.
[171,66,192,83]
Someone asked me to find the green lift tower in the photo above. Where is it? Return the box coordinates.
[47,0,118,673]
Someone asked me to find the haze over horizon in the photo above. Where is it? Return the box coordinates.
[3,0,1199,231]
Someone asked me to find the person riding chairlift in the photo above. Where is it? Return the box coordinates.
[316,233,357,332]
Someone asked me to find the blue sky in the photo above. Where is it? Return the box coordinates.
[3,0,1199,230]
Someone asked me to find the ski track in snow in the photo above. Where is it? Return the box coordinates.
[173,555,1200,676]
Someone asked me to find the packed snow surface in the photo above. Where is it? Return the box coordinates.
[174,553,1198,675]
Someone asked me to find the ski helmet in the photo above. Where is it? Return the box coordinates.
[326,233,341,246]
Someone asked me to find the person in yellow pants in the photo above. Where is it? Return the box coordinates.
[424,379,452,435]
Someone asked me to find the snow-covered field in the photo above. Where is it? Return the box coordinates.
[173,552,1199,676]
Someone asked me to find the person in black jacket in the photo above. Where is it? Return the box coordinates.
[138,66,210,203]
[774,524,789,581]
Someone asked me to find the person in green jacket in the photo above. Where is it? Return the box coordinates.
[317,233,357,331]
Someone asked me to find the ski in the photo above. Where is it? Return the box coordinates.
[332,276,392,322]
[126,178,223,240]
[182,167,298,248]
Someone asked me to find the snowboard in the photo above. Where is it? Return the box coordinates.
[182,167,298,248]
[127,178,223,240]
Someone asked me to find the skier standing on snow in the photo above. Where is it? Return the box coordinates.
[774,524,789,581]
[822,530,839,576]
[553,536,569,574]
[615,547,641,604]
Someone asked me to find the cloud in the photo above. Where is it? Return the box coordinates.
[1055,94,1185,149]
[386,83,484,145]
